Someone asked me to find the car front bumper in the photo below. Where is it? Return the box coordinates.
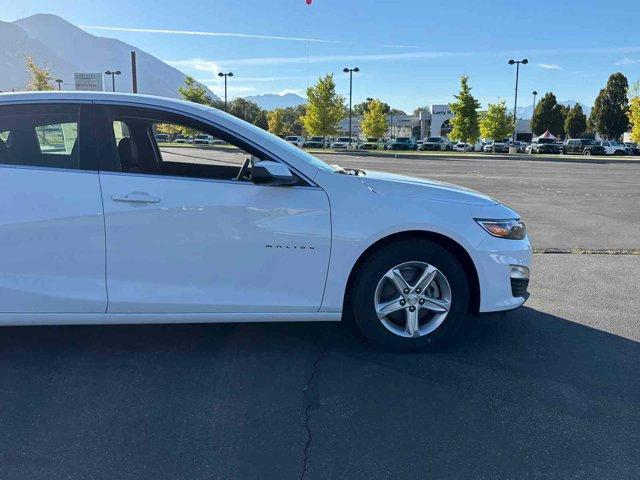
[472,234,532,313]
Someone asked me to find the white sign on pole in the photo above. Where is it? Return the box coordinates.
[74,73,104,91]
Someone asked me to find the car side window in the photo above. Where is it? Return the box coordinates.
[0,104,82,170]
[99,106,265,181]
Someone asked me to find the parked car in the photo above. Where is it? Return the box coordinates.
[453,142,468,152]
[420,137,453,151]
[330,137,354,149]
[416,140,424,149]
[623,142,640,156]
[360,137,383,150]
[285,136,304,148]
[155,133,170,143]
[597,140,630,156]
[562,138,606,156]
[174,134,192,144]
[303,136,326,148]
[194,134,215,145]
[484,141,509,153]
[529,137,561,154]
[387,137,418,150]
[0,91,531,350]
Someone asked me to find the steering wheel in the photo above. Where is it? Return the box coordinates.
[236,157,252,181]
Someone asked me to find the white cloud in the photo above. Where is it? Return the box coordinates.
[277,89,304,96]
[81,25,344,44]
[537,63,562,70]
[616,56,640,66]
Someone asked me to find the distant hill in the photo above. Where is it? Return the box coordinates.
[1,14,218,100]
[514,100,592,119]
[245,92,306,110]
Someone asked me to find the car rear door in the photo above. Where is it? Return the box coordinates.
[0,103,107,316]
[94,104,331,314]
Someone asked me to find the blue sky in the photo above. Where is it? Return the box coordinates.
[3,0,640,112]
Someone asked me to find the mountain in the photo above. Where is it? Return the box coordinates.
[514,100,591,119]
[244,93,306,110]
[1,14,218,100]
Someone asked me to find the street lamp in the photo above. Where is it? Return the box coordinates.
[217,72,234,111]
[532,90,538,119]
[508,59,528,149]
[54,79,63,91]
[343,67,359,146]
[104,70,121,92]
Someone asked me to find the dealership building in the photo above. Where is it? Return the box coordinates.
[339,104,533,141]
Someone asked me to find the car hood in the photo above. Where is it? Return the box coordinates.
[361,170,499,206]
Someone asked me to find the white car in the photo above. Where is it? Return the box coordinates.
[597,140,630,156]
[330,137,354,149]
[453,142,468,152]
[194,134,216,145]
[284,136,304,148]
[0,92,531,350]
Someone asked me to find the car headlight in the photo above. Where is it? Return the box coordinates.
[475,219,527,240]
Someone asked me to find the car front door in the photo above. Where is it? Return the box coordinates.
[94,104,331,314]
[0,103,106,316]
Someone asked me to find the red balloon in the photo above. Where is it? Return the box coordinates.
[305,0,312,4]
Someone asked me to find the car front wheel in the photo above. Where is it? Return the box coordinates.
[350,239,470,350]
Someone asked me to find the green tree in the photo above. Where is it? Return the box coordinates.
[301,74,346,138]
[254,109,269,130]
[268,108,287,136]
[179,75,215,106]
[281,105,307,135]
[448,75,481,143]
[228,98,262,123]
[564,104,588,139]
[354,98,391,116]
[25,55,54,91]
[480,101,514,150]
[590,72,630,139]
[628,81,640,143]
[530,92,564,136]
[360,99,389,138]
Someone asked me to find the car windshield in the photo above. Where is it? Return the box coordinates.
[337,137,351,142]
[366,138,378,142]
[396,138,411,143]
[310,137,323,141]
[427,137,441,142]
[537,138,555,144]
[285,136,298,141]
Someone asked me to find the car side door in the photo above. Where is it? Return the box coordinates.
[0,102,107,316]
[93,104,331,315]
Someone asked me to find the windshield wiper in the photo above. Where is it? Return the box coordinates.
[331,164,366,176]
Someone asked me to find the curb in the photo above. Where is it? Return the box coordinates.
[309,149,640,166]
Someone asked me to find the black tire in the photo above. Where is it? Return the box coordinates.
[584,150,591,156]
[614,150,623,156]
[350,239,471,351]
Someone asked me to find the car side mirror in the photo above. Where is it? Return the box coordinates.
[251,160,297,186]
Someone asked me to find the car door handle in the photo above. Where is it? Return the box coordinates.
[111,192,161,204]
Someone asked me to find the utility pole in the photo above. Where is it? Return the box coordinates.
[508,58,528,151]
[343,67,359,146]
[54,79,63,90]
[218,72,234,111]
[105,70,121,92]
[131,51,138,93]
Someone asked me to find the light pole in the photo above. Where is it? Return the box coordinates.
[218,72,234,111]
[532,90,538,119]
[508,58,528,149]
[343,67,359,146]
[105,70,121,92]
[54,79,63,91]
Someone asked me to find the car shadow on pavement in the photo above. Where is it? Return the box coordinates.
[0,307,638,480]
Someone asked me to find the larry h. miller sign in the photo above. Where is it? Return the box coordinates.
[74,73,104,92]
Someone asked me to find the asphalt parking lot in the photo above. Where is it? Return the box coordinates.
[1,152,638,479]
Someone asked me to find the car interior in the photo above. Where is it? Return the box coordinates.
[0,113,80,170]
[108,114,263,182]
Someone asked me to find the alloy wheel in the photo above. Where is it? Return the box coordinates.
[374,261,452,338]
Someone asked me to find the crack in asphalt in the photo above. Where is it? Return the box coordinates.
[299,342,328,480]
[534,248,640,255]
